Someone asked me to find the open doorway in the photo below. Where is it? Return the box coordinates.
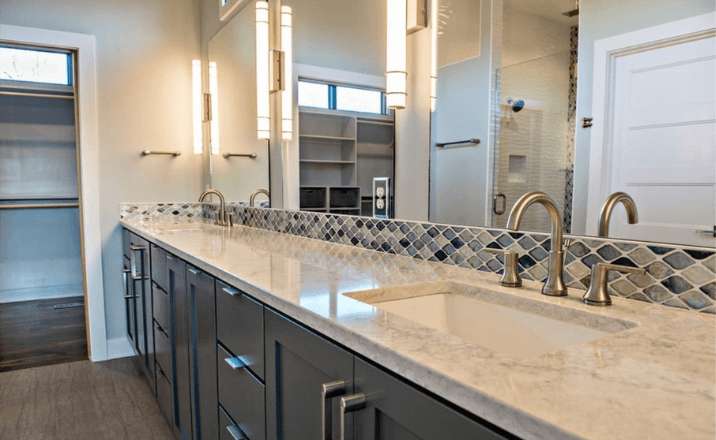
[0,43,87,371]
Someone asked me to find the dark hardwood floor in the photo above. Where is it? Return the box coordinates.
[0,357,174,440]
[0,297,88,372]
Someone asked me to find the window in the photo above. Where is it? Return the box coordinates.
[298,81,330,109]
[0,46,72,86]
[298,79,387,115]
[336,86,383,114]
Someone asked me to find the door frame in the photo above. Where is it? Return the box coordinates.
[585,12,716,235]
[0,25,108,361]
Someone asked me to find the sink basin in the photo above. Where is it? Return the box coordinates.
[345,282,636,358]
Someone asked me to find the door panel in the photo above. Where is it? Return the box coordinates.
[168,254,192,440]
[605,33,715,245]
[187,266,218,440]
[353,358,508,440]
[265,309,354,440]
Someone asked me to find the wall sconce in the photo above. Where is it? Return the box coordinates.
[256,0,271,140]
[192,59,203,154]
[281,5,293,141]
[386,0,407,109]
[209,61,220,155]
[429,0,438,112]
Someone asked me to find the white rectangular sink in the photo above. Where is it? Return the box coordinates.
[345,282,636,359]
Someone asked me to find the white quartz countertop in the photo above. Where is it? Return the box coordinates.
[120,218,716,440]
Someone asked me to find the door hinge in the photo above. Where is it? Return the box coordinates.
[582,117,594,128]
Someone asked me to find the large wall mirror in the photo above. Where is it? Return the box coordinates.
[210,0,715,249]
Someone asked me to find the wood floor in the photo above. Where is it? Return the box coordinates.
[0,297,87,372]
[0,357,174,440]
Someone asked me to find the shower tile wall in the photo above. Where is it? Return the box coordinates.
[563,25,579,232]
[492,7,574,233]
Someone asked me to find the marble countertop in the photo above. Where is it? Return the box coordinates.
[121,218,716,440]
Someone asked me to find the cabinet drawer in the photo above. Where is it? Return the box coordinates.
[217,281,265,379]
[220,406,248,440]
[218,344,266,440]
[156,363,173,424]
[152,283,170,331]
[154,320,172,376]
[151,245,168,291]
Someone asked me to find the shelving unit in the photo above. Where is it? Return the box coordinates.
[298,109,395,216]
[0,85,83,303]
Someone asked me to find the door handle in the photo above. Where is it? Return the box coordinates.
[226,424,247,440]
[339,393,366,440]
[493,193,507,215]
[130,245,146,278]
[321,380,347,440]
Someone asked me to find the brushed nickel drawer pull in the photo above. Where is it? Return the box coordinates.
[222,286,240,297]
[226,424,247,440]
[321,380,347,439]
[339,393,367,440]
[224,355,249,370]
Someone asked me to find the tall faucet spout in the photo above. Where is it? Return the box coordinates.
[506,192,567,297]
[598,192,638,237]
[199,188,229,226]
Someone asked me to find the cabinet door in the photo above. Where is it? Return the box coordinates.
[123,257,136,348]
[265,309,354,440]
[352,358,508,440]
[168,254,193,440]
[187,266,218,440]
[130,234,154,390]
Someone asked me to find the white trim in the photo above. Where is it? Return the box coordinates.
[295,63,386,90]
[219,0,250,22]
[106,336,136,360]
[585,12,716,235]
[0,25,108,361]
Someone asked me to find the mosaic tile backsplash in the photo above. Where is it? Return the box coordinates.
[121,202,715,314]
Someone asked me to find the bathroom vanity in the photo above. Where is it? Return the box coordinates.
[120,218,715,440]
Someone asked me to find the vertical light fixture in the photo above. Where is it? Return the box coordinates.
[386,0,407,109]
[209,61,220,155]
[281,5,293,140]
[192,59,203,154]
[256,0,271,140]
[429,0,438,112]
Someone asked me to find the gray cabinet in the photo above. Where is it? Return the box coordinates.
[127,232,154,391]
[167,253,192,440]
[186,266,218,440]
[265,309,354,440]
[352,358,509,440]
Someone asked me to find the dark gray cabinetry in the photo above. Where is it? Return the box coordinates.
[126,232,154,391]
[216,280,265,379]
[352,358,508,440]
[167,253,193,440]
[186,266,218,440]
[265,309,354,440]
[218,344,266,440]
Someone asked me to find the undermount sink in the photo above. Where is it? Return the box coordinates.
[345,282,637,359]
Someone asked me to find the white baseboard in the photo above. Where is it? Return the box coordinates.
[106,336,136,360]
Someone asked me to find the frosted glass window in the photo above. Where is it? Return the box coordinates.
[336,86,382,114]
[0,47,72,85]
[298,81,329,109]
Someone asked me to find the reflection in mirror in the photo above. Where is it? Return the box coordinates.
[284,0,397,217]
[428,0,715,247]
[278,0,715,248]
[208,2,271,205]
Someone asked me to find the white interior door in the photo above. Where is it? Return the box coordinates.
[591,29,715,247]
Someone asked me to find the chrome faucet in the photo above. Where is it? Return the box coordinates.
[598,192,638,237]
[199,188,231,226]
[249,188,270,208]
[506,192,567,297]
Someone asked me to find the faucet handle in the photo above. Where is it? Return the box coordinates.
[583,263,645,306]
[485,248,522,288]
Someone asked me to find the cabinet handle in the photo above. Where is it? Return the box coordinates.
[339,393,366,440]
[222,286,240,297]
[224,355,249,370]
[130,246,146,279]
[187,268,200,276]
[226,424,247,440]
[321,380,347,440]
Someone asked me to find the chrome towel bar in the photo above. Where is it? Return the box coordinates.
[435,138,481,148]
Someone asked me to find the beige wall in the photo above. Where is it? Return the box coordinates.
[1,0,203,339]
